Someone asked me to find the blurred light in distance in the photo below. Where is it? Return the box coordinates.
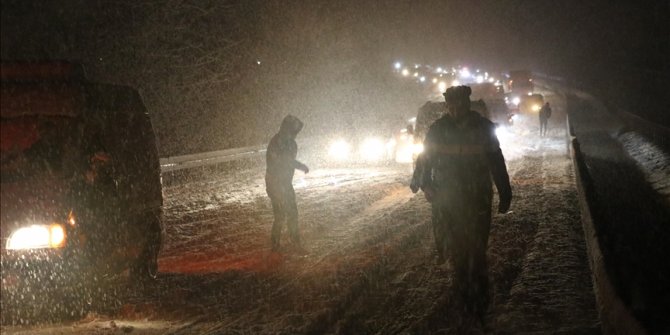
[360,138,385,160]
[413,143,424,154]
[328,140,350,160]
[451,79,460,86]
[402,69,410,76]
[438,81,447,92]
[394,62,402,70]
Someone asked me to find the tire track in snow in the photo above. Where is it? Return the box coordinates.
[493,138,599,333]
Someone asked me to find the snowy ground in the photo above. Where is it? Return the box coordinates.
[1,89,606,334]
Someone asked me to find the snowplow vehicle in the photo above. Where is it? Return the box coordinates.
[1,62,163,306]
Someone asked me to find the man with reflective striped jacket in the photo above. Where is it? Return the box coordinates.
[412,85,512,320]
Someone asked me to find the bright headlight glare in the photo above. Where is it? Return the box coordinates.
[512,97,521,106]
[413,143,424,154]
[6,224,66,250]
[360,138,385,160]
[328,140,350,160]
[532,104,541,112]
[50,224,66,248]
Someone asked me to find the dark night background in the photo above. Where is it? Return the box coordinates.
[1,0,668,156]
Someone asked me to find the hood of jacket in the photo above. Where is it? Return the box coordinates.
[278,115,303,139]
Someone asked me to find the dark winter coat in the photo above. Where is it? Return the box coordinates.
[416,111,511,213]
[539,104,552,120]
[265,115,305,197]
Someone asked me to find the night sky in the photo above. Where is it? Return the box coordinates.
[2,0,668,155]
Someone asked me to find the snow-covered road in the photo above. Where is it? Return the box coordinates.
[2,89,604,334]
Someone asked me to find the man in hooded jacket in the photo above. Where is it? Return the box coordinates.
[266,115,309,251]
[412,86,512,319]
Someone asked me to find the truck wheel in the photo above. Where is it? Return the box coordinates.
[130,213,161,281]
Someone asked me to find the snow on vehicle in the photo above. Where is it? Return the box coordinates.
[470,82,514,126]
[1,61,163,310]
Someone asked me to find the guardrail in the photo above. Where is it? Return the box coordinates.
[566,98,648,335]
[158,135,326,172]
[159,144,266,172]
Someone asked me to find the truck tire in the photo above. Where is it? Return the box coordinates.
[130,212,161,281]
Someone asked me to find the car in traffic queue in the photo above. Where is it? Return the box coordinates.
[324,131,395,165]
[387,121,423,164]
[404,97,514,164]
[506,69,534,96]
[506,93,544,116]
[1,61,163,311]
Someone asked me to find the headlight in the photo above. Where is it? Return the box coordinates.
[6,224,67,250]
[512,97,520,106]
[413,143,424,154]
[495,127,506,138]
[532,104,541,112]
[359,138,385,160]
[328,139,350,160]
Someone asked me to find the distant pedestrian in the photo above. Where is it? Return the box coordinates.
[266,115,309,252]
[539,102,552,136]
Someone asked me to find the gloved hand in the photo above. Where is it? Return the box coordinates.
[498,193,511,213]
[410,181,420,193]
[422,186,435,203]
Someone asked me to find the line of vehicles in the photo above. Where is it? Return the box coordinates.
[386,69,544,164]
